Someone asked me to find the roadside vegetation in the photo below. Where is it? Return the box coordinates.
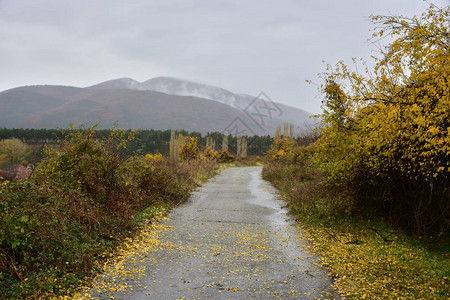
[264,4,449,299]
[0,125,234,299]
[1,3,448,300]
[264,159,449,299]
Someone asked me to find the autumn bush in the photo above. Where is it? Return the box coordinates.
[263,157,450,300]
[263,4,449,298]
[179,136,200,160]
[0,126,215,299]
[266,137,294,160]
[203,147,235,163]
[263,143,354,218]
[265,5,449,234]
[307,4,449,235]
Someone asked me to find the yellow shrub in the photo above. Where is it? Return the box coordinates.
[145,152,163,162]
[180,137,200,160]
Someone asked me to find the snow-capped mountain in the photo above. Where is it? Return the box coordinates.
[89,76,314,133]
[137,77,247,109]
[90,77,248,109]
[0,77,313,135]
[88,77,140,90]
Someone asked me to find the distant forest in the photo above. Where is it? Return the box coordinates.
[0,128,273,157]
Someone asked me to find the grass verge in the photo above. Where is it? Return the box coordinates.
[263,161,450,299]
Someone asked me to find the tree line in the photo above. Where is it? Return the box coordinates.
[0,127,273,158]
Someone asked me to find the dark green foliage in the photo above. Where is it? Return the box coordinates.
[0,128,273,157]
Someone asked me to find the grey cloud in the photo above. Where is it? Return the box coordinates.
[0,0,446,114]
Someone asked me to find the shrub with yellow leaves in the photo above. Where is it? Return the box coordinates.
[312,4,449,234]
[144,152,163,162]
[267,137,295,160]
[180,136,200,161]
[203,147,235,163]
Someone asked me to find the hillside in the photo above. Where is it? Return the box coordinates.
[91,77,313,129]
[0,77,313,135]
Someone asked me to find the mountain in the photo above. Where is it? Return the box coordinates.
[88,78,140,90]
[0,77,313,135]
[90,77,244,108]
[90,77,314,131]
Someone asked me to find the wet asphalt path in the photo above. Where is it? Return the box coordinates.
[89,166,339,299]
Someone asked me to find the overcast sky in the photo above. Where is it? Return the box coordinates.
[0,0,446,113]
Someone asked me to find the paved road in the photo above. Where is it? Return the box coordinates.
[85,166,339,299]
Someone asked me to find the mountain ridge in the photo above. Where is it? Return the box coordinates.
[0,77,314,135]
[90,76,313,127]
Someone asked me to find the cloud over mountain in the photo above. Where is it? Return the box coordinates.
[0,77,314,135]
